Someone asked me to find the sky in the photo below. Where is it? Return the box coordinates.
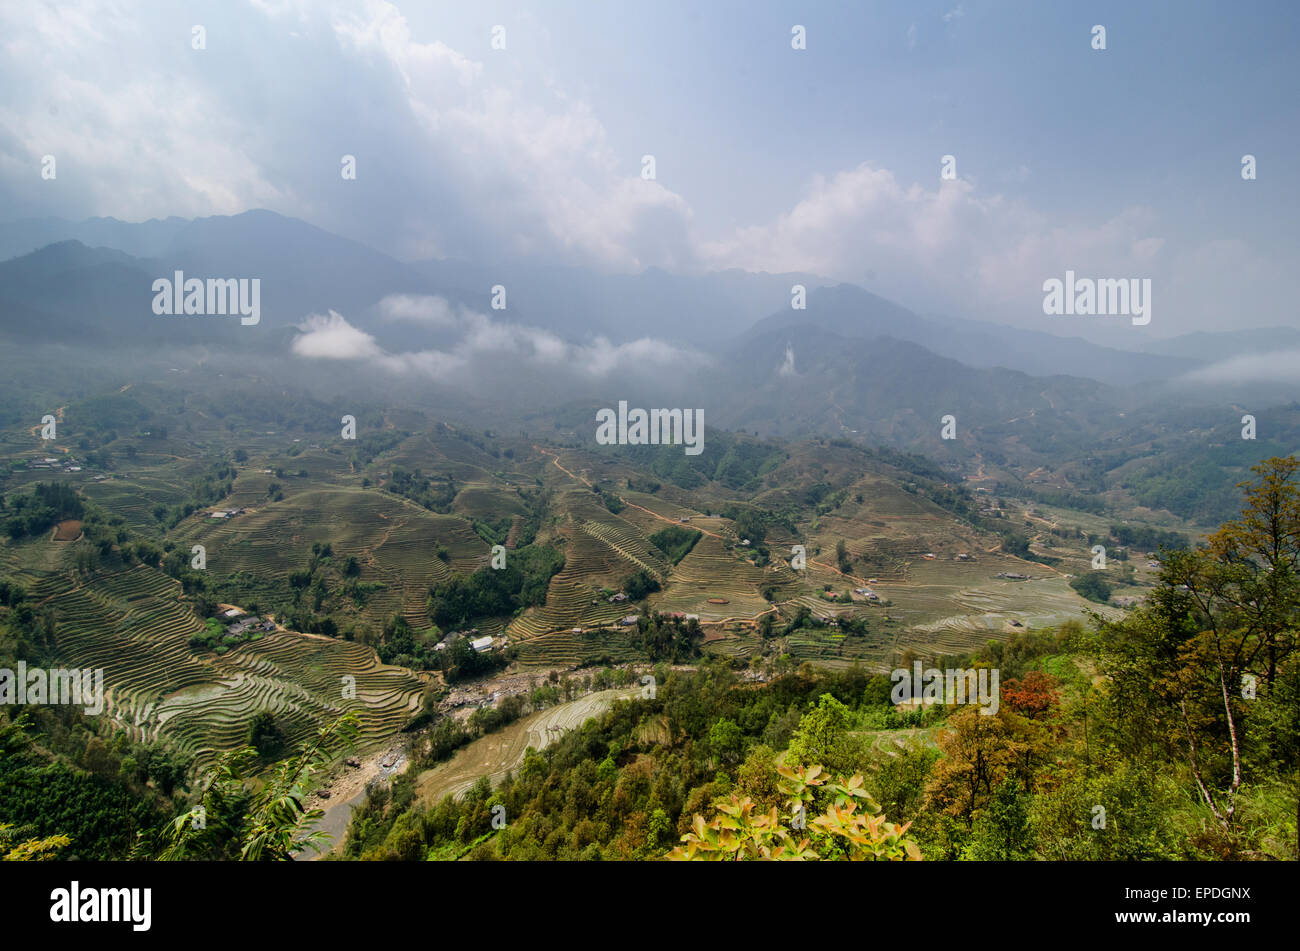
[1,0,1298,341]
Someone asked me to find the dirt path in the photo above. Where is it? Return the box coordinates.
[296,742,408,861]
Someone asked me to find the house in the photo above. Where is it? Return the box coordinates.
[259,620,276,632]
[922,553,936,560]
[572,627,583,634]
[619,615,639,627]
[470,636,494,653]
[955,553,970,561]
[740,539,751,547]
[222,608,243,619]
[678,516,691,523]
[609,592,628,603]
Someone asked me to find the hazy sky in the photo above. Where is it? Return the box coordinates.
[2,0,1297,339]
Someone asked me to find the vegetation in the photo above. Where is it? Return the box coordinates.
[426,545,564,629]
[648,525,702,565]
[1069,571,1112,604]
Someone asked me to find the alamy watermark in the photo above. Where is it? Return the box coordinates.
[595,401,703,456]
[0,663,104,714]
[1042,270,1150,326]
[50,881,150,931]
[152,271,260,325]
[890,662,999,716]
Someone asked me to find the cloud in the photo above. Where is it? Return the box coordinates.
[376,294,457,326]
[777,344,796,377]
[3,1,1294,342]
[0,0,697,271]
[1182,350,1300,386]
[695,161,1240,333]
[290,310,385,359]
[291,296,709,382]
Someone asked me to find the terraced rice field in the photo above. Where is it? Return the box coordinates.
[891,573,1123,657]
[23,562,421,765]
[512,626,643,667]
[650,534,770,620]
[783,627,894,670]
[168,487,488,630]
[507,522,644,640]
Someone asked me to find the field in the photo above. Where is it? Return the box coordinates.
[0,372,1195,770]
[0,545,422,766]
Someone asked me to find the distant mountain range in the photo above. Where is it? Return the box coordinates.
[0,210,1293,400]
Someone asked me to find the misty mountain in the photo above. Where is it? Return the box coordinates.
[709,324,1125,457]
[1138,327,1300,362]
[412,258,829,346]
[0,210,1280,399]
[748,284,1196,386]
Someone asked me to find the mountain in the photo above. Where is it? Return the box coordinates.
[710,323,1124,461]
[746,284,1196,386]
[1138,327,1300,362]
[411,258,829,346]
[0,210,1288,398]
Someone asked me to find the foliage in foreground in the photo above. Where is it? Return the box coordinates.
[668,763,921,861]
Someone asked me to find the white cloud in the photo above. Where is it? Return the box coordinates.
[696,161,1212,332]
[1182,349,1300,386]
[376,294,457,326]
[0,0,697,271]
[292,296,709,382]
[290,310,385,359]
[777,344,796,376]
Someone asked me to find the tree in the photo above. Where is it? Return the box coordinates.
[1069,571,1112,604]
[0,823,70,861]
[1096,458,1300,836]
[707,718,744,767]
[1206,456,1300,687]
[784,694,863,775]
[1001,671,1061,719]
[623,569,661,601]
[961,778,1033,860]
[247,711,286,759]
[161,714,358,861]
[669,764,921,861]
[924,706,1050,830]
